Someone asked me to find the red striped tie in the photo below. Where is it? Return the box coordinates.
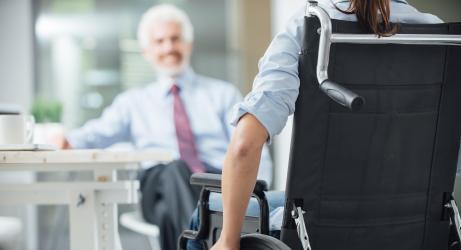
[171,84,205,173]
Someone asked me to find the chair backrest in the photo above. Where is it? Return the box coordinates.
[280,17,461,250]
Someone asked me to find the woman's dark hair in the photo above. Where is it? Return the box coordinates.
[336,0,399,36]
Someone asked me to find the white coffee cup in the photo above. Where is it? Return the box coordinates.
[0,114,35,145]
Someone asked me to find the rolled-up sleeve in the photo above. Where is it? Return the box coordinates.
[231,9,305,144]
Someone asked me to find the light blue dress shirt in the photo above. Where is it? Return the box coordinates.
[231,0,443,144]
[66,67,273,183]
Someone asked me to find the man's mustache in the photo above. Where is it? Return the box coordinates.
[162,52,182,58]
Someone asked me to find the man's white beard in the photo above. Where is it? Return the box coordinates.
[154,58,190,77]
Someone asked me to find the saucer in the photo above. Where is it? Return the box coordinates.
[0,144,57,151]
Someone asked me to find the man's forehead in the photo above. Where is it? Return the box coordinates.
[149,21,182,36]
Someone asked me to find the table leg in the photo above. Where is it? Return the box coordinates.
[94,168,122,250]
[69,190,98,250]
[96,201,122,250]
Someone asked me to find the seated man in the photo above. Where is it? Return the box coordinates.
[55,4,273,249]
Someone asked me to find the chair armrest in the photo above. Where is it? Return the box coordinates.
[190,173,269,193]
[120,211,159,237]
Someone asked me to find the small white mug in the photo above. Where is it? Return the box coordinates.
[0,114,35,145]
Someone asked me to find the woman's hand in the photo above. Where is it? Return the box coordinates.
[210,238,239,250]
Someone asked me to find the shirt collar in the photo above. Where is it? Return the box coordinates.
[157,66,197,97]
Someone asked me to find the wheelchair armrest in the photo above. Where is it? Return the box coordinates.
[180,229,199,240]
[190,173,271,237]
[190,173,269,193]
[179,174,271,249]
[190,173,221,187]
[178,230,200,250]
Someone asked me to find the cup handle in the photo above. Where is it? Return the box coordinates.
[25,115,35,144]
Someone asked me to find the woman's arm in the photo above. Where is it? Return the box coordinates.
[211,7,305,250]
[211,113,268,250]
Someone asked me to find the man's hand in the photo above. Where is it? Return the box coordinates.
[51,135,71,149]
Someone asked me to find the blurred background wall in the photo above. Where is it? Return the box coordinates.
[0,1,37,250]
[0,0,34,111]
[407,0,461,22]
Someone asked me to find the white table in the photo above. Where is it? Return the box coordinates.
[0,149,172,250]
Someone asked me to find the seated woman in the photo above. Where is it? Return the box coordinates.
[188,0,442,249]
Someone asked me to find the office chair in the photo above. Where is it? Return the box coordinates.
[179,1,461,249]
[0,216,22,250]
[120,210,161,249]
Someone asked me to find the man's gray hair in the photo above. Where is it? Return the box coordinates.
[137,4,194,49]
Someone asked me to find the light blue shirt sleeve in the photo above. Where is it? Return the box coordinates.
[231,9,305,144]
[66,93,131,149]
[223,85,244,141]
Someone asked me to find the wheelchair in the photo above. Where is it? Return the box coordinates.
[179,1,461,249]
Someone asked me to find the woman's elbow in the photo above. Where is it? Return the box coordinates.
[226,113,268,162]
[229,139,259,160]
[224,140,262,176]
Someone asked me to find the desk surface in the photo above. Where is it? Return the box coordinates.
[0,149,172,164]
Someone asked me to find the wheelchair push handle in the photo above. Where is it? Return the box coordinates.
[320,79,364,111]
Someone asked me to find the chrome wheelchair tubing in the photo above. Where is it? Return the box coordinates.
[306,1,332,84]
[305,0,461,110]
[291,205,312,250]
[446,199,461,244]
[306,1,364,110]
[331,34,461,46]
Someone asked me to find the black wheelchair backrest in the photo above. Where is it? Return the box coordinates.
[281,15,461,250]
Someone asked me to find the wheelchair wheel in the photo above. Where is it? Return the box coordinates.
[240,234,291,250]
